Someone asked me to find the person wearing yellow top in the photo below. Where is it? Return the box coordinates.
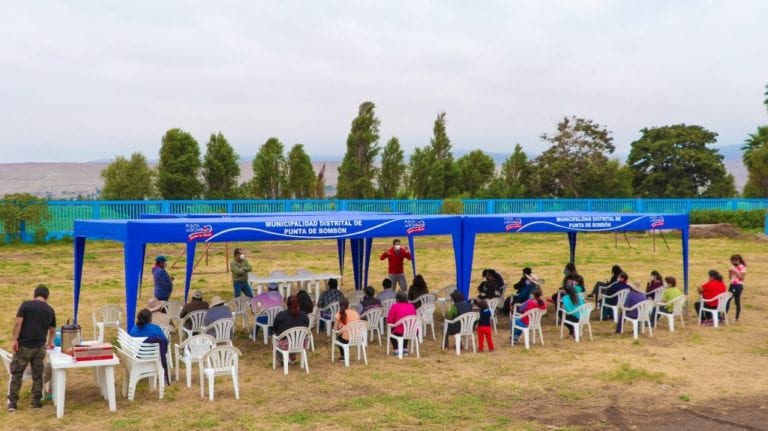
[333,297,360,361]
[660,276,683,312]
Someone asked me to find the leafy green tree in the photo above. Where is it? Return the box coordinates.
[531,116,619,197]
[337,101,380,198]
[251,137,287,199]
[377,137,406,198]
[764,83,768,113]
[406,147,433,198]
[156,128,204,199]
[285,144,315,198]
[486,144,532,198]
[0,193,50,243]
[742,126,768,197]
[425,112,459,198]
[202,132,240,199]
[627,124,736,197]
[100,152,154,200]
[455,150,495,197]
[315,163,327,198]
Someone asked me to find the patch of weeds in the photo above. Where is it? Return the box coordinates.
[111,417,142,430]
[557,389,590,401]
[687,333,704,344]
[752,343,768,356]
[84,253,97,260]
[605,362,665,384]
[679,394,690,402]
[190,415,219,429]
[285,411,313,424]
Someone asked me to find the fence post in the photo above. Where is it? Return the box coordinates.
[732,199,738,211]
[340,200,348,211]
[586,200,592,211]
[93,202,100,219]
[161,201,171,214]
[390,200,397,213]
[635,198,644,212]
[486,200,495,214]
[537,199,543,212]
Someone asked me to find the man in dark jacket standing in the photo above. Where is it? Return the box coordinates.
[8,284,56,412]
[152,255,173,301]
[380,239,412,292]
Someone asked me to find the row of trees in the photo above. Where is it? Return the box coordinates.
[102,83,768,200]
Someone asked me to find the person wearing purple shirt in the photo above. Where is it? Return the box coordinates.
[615,284,647,333]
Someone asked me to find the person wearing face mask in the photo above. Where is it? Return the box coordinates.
[230,248,254,298]
[380,239,412,292]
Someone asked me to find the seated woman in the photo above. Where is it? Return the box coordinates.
[561,284,584,338]
[358,285,382,315]
[333,298,360,361]
[386,291,417,356]
[660,276,683,311]
[615,282,647,334]
[503,267,538,315]
[407,275,430,309]
[511,287,546,345]
[130,308,170,384]
[296,290,314,315]
[695,270,727,325]
[444,290,472,349]
[646,270,664,298]
[477,269,503,300]
[600,272,631,320]
[588,264,623,299]
[273,295,310,364]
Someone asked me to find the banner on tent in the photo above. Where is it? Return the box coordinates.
[503,215,670,233]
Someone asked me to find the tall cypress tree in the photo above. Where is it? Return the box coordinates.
[286,144,316,198]
[202,132,240,199]
[377,137,405,198]
[156,128,203,199]
[336,101,380,198]
[251,137,286,199]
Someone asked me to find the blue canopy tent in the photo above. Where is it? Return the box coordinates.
[460,211,690,297]
[73,214,463,330]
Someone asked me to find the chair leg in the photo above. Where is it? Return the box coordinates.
[362,345,368,365]
[303,351,309,373]
[455,335,461,356]
[398,339,403,359]
[574,324,580,342]
[186,361,193,388]
[523,330,530,350]
[344,345,350,368]
[233,369,239,399]
[283,353,289,375]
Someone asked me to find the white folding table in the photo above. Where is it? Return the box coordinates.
[48,348,119,418]
[249,273,342,302]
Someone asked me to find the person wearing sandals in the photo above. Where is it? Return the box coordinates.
[727,255,746,322]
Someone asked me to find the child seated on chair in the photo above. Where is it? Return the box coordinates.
[511,287,546,345]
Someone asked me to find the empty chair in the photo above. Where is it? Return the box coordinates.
[380,298,395,318]
[92,305,122,342]
[272,327,310,375]
[416,302,436,341]
[599,288,629,323]
[620,300,655,339]
[441,311,479,356]
[360,308,383,346]
[560,303,595,342]
[270,270,288,278]
[115,328,164,401]
[655,295,687,332]
[205,318,235,346]
[697,291,732,328]
[511,308,546,350]
[331,320,369,367]
[179,310,207,343]
[174,334,216,388]
[253,306,285,344]
[386,315,422,359]
[316,302,340,337]
[347,290,364,309]
[228,296,252,329]
[200,345,242,401]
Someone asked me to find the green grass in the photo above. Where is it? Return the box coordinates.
[605,362,666,384]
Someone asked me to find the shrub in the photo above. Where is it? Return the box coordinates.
[689,209,766,229]
[440,198,463,214]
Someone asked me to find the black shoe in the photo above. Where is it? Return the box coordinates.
[32,400,42,409]
[8,401,17,412]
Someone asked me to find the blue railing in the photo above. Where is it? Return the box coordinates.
[3,198,768,240]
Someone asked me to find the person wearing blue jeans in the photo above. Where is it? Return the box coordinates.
[230,248,254,298]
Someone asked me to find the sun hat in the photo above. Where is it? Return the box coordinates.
[147,297,165,312]
[192,290,203,300]
[155,255,167,263]
[209,295,227,307]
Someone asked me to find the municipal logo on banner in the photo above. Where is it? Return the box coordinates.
[650,216,664,229]
[504,217,523,231]
[186,224,214,241]
[405,219,426,235]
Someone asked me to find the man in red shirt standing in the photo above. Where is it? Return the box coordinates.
[380,239,412,292]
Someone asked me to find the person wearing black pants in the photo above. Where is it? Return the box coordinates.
[727,254,746,322]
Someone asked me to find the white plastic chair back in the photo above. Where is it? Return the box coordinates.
[560,302,594,342]
[347,290,364,308]
[297,268,313,277]
[275,327,310,353]
[512,308,546,349]
[228,296,251,329]
[360,307,383,345]
[621,300,655,339]
[381,298,395,317]
[317,301,340,336]
[174,334,216,387]
[417,302,436,341]
[93,305,123,340]
[648,287,666,303]
[386,315,423,359]
[656,295,687,331]
[600,288,630,322]
[1,348,33,391]
[698,291,732,327]
[442,311,479,355]
[486,297,500,332]
[163,300,183,320]
[436,285,456,316]
[270,270,288,278]
[395,315,422,338]
[180,310,208,342]
[412,294,437,306]
[206,318,235,345]
[340,320,368,345]
[200,346,241,400]
[254,306,285,344]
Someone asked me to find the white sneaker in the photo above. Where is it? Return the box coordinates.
[402,350,409,356]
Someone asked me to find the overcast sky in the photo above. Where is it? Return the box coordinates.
[1,1,766,164]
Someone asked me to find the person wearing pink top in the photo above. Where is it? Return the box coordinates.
[386,291,416,355]
[252,283,285,332]
[727,254,746,322]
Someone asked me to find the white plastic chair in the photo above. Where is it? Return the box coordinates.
[347,290,364,309]
[360,307,383,346]
[204,318,235,346]
[647,287,667,303]
[228,297,251,329]
[92,305,122,342]
[386,315,422,359]
[306,313,317,352]
[511,308,546,350]
[410,294,437,308]
[252,306,285,344]
[559,302,595,342]
[620,300,655,339]
[115,328,164,401]
[163,299,183,319]
[272,327,310,375]
[174,334,216,388]
[655,295,687,332]
[416,302,436,341]
[200,345,241,401]
[306,280,322,303]
[486,298,500,333]
[553,290,564,325]
[179,310,207,343]
[331,320,369,367]
[156,323,175,380]
[442,311,479,356]
[435,285,456,317]
[317,302,340,337]
[697,292,732,328]
[599,288,629,323]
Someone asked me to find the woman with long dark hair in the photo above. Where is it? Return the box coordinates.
[273,295,310,363]
[695,270,727,325]
[407,275,430,309]
[333,297,360,361]
[561,284,584,338]
[727,254,746,321]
